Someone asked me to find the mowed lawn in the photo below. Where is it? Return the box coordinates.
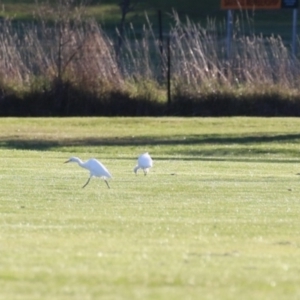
[1,117,300,300]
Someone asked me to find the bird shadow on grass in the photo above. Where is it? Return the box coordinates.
[1,133,300,163]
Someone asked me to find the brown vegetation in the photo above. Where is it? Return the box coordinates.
[0,4,300,116]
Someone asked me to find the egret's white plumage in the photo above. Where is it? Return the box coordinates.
[134,152,153,175]
[65,157,112,188]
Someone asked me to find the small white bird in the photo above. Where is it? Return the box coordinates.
[65,157,112,188]
[134,152,153,175]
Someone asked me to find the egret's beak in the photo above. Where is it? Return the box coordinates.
[64,159,70,164]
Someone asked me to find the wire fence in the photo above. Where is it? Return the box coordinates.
[0,9,300,94]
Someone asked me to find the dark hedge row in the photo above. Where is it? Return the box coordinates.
[0,82,300,117]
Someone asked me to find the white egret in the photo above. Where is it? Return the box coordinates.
[65,157,112,188]
[134,152,153,175]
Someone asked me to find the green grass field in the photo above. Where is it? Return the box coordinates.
[0,0,295,38]
[0,0,222,20]
[1,117,300,299]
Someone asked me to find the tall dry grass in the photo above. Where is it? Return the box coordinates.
[0,3,299,115]
[168,12,300,97]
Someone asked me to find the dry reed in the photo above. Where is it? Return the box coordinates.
[0,4,299,115]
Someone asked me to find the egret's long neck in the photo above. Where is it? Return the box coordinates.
[74,158,84,167]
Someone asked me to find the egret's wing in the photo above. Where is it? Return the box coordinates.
[87,158,112,178]
[138,153,153,168]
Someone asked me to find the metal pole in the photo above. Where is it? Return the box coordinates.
[158,10,164,81]
[158,10,163,56]
[167,36,171,105]
[226,10,233,60]
[292,8,298,57]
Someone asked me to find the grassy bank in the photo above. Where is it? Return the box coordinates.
[1,117,300,299]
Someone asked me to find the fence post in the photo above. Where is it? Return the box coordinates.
[158,10,164,83]
[226,9,233,60]
[158,10,163,56]
[167,35,171,105]
[292,8,298,57]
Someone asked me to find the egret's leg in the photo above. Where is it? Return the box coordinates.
[82,177,91,188]
[104,180,110,189]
